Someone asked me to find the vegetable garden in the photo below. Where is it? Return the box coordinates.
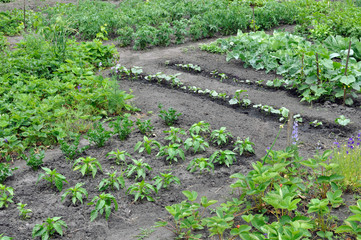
[1,0,361,239]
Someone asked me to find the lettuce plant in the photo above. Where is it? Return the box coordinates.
[32,217,67,240]
[88,193,118,221]
[73,156,103,178]
[61,182,88,206]
[37,167,68,192]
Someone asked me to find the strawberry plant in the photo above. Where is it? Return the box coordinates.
[158,104,182,126]
[0,184,13,209]
[134,136,161,155]
[187,157,214,174]
[73,156,103,178]
[37,167,68,192]
[127,180,157,202]
[61,182,88,206]
[88,193,118,221]
[17,203,32,220]
[152,172,180,191]
[109,114,134,141]
[98,171,125,191]
[85,122,112,147]
[32,217,67,240]
[157,143,185,163]
[336,199,361,238]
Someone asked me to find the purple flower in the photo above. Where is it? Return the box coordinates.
[346,151,349,155]
[333,140,340,148]
[263,233,268,239]
[4,138,8,143]
[292,121,299,145]
[77,84,82,92]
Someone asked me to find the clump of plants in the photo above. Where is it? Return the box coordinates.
[0,163,17,183]
[85,122,112,147]
[109,114,134,141]
[59,133,89,162]
[21,148,45,170]
[32,217,67,240]
[158,104,182,126]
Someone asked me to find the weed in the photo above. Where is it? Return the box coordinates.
[0,163,17,183]
[59,133,89,162]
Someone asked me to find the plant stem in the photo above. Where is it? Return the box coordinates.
[343,40,352,106]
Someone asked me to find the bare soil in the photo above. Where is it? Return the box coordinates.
[1,1,361,239]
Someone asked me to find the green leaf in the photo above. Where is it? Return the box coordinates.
[340,75,356,86]
[182,190,197,202]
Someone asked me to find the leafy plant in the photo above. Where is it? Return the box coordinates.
[184,135,209,153]
[61,182,88,206]
[210,150,237,167]
[158,104,182,126]
[189,121,210,137]
[37,167,68,192]
[335,115,351,126]
[187,157,214,174]
[336,199,361,238]
[109,114,134,141]
[32,217,67,240]
[17,203,32,220]
[98,171,125,191]
[88,193,118,221]
[106,149,131,166]
[0,163,17,183]
[125,159,152,180]
[0,184,14,209]
[157,143,185,163]
[127,180,157,202]
[233,137,255,156]
[21,148,44,170]
[73,156,103,178]
[164,127,186,144]
[153,172,180,191]
[229,89,251,107]
[210,127,233,146]
[136,119,154,136]
[85,122,112,147]
[59,133,89,162]
[134,136,161,155]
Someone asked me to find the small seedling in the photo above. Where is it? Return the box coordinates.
[17,203,32,220]
[37,167,68,192]
[125,159,152,180]
[134,136,161,155]
[127,180,157,202]
[152,172,180,191]
[210,127,233,146]
[0,163,17,183]
[184,135,209,153]
[136,119,154,136]
[88,193,118,221]
[21,148,44,170]
[98,171,125,191]
[109,114,134,141]
[73,156,103,178]
[164,127,186,144]
[61,182,88,206]
[210,150,236,167]
[0,234,13,240]
[233,137,255,156]
[32,217,67,240]
[0,184,14,209]
[189,121,211,137]
[335,115,351,126]
[158,104,182,126]
[157,144,185,163]
[310,120,323,127]
[106,149,131,166]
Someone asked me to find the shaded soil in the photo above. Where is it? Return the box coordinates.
[0,4,360,237]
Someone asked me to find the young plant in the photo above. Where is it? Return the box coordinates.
[21,148,44,171]
[37,167,68,192]
[98,171,125,191]
[125,159,152,180]
[210,127,233,146]
[201,208,234,239]
[136,119,154,136]
[127,180,157,202]
[106,149,131,166]
[189,121,211,137]
[233,137,255,156]
[73,156,103,178]
[164,127,186,144]
[157,143,185,163]
[153,172,181,191]
[184,135,209,153]
[17,203,32,220]
[59,133,89,162]
[335,115,351,126]
[85,121,112,147]
[210,150,237,167]
[0,234,13,240]
[32,217,67,240]
[0,163,17,183]
[158,104,182,126]
[109,114,134,141]
[308,198,331,232]
[187,157,214,174]
[134,136,161,155]
[88,193,118,221]
[61,182,88,206]
[336,199,361,238]
[229,89,251,107]
[0,184,14,209]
